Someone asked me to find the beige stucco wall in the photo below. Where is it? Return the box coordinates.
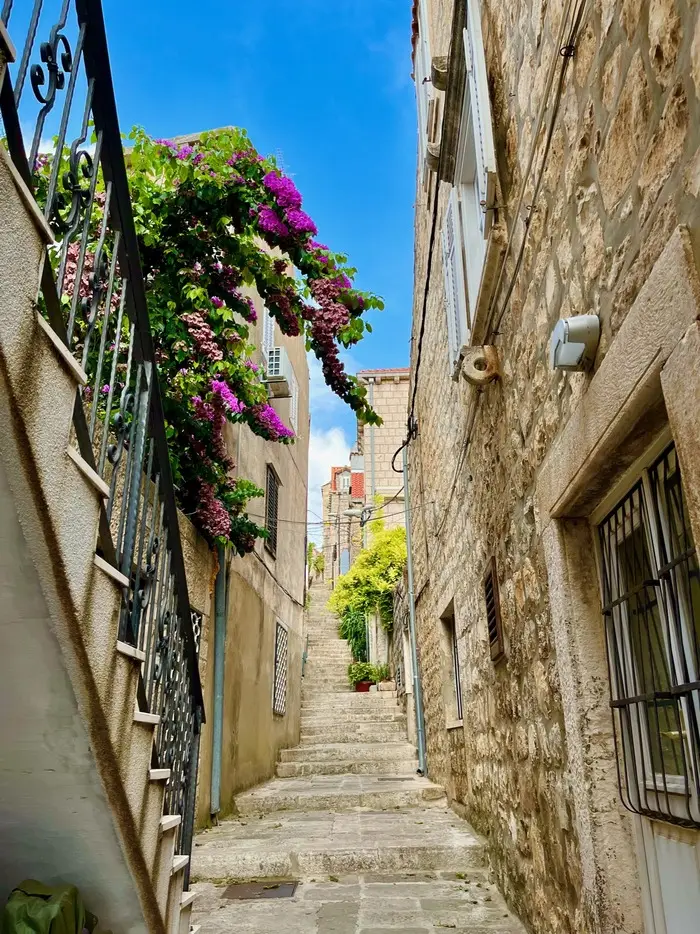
[195,288,309,824]
[409,2,700,933]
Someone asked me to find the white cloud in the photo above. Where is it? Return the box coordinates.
[307,426,351,546]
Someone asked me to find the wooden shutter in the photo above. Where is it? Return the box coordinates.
[265,465,279,556]
[464,1,497,239]
[484,557,504,662]
[262,307,275,363]
[290,369,299,432]
[441,189,468,369]
[415,1,433,171]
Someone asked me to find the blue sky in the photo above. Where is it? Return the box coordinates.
[103,0,417,537]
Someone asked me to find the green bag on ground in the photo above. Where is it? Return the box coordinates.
[1,880,98,934]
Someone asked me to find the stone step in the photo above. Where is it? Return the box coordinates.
[279,742,416,763]
[232,775,447,816]
[303,692,397,706]
[276,758,419,778]
[300,722,407,743]
[301,708,406,730]
[192,804,484,881]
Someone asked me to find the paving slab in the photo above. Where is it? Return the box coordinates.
[191,874,527,934]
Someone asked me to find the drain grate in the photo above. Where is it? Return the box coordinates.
[223,881,298,900]
[376,776,415,782]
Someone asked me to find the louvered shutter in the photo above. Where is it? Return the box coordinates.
[262,307,275,363]
[464,1,497,239]
[290,369,299,432]
[441,189,468,369]
[415,2,433,171]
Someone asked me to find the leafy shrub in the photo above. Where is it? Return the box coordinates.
[348,662,375,686]
[338,607,367,662]
[328,526,406,631]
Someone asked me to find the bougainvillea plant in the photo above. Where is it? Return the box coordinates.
[38,127,383,555]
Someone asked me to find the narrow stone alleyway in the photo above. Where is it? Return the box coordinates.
[190,586,526,933]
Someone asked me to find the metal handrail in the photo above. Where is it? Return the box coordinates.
[1,0,204,873]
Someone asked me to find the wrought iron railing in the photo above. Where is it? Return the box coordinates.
[1,0,204,880]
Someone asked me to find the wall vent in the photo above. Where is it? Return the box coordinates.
[484,556,504,662]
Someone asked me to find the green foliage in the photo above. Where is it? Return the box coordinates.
[347,662,375,686]
[328,526,406,631]
[347,662,391,687]
[338,607,367,662]
[313,553,325,574]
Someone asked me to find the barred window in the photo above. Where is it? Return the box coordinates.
[272,621,289,716]
[598,443,700,827]
[265,465,279,557]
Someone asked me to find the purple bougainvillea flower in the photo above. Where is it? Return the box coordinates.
[257,205,290,238]
[101,384,110,394]
[211,379,245,415]
[193,152,205,165]
[211,296,224,308]
[154,138,177,151]
[285,209,317,236]
[175,144,194,160]
[263,171,303,210]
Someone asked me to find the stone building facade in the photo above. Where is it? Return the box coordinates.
[357,368,410,533]
[407,3,700,934]
[321,465,364,586]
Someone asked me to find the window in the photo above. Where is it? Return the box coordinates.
[598,443,700,827]
[338,470,350,492]
[440,602,463,724]
[265,465,279,556]
[272,621,289,715]
[262,307,275,365]
[442,0,497,366]
[290,369,299,432]
[484,557,504,662]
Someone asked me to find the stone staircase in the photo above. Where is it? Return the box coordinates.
[190,585,527,933]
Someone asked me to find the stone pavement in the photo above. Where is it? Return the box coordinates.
[191,584,526,933]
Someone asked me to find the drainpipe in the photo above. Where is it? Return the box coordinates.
[210,543,227,817]
[369,380,376,500]
[403,442,427,775]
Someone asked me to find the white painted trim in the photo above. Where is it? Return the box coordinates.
[116,640,146,663]
[149,768,170,782]
[94,554,129,588]
[35,312,87,385]
[0,146,54,243]
[66,445,110,499]
[180,890,197,908]
[160,814,182,833]
[134,709,160,726]
[171,854,189,874]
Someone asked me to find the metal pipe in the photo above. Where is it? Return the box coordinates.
[210,543,227,816]
[403,443,427,775]
[369,380,376,498]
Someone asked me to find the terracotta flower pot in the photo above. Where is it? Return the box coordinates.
[355,680,372,693]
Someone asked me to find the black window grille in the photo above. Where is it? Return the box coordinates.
[265,465,279,556]
[272,621,289,716]
[598,443,700,828]
[451,618,464,721]
[484,557,505,662]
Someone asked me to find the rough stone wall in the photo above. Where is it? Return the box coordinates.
[359,372,409,531]
[409,1,700,933]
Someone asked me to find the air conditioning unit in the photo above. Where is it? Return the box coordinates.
[266,346,293,397]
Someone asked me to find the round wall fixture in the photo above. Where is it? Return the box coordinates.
[462,346,500,385]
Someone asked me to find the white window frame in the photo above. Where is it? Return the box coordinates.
[290,368,299,432]
[443,0,498,349]
[442,188,469,372]
[262,306,275,365]
[414,1,433,178]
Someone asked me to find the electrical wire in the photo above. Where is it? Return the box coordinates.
[486,0,587,340]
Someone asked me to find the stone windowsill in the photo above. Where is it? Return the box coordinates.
[446,719,464,731]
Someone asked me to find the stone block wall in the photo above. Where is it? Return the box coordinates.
[408,1,700,933]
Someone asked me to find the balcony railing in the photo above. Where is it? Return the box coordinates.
[1,0,204,882]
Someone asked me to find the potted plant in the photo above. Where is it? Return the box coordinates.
[348,662,375,693]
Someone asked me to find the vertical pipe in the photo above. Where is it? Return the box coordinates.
[369,381,376,499]
[403,443,427,775]
[210,543,227,816]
